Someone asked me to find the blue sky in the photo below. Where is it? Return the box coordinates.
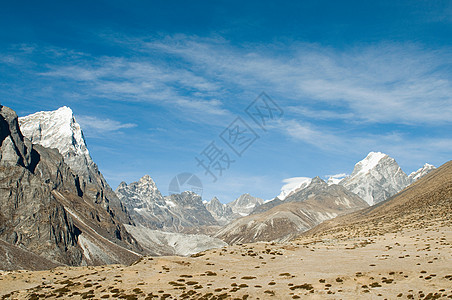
[1,0,451,203]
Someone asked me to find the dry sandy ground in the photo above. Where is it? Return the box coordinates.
[1,224,451,299]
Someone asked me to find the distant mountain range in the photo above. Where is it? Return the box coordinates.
[282,151,435,206]
[204,197,235,225]
[116,176,265,229]
[215,177,369,244]
[304,160,452,239]
[214,152,436,244]
[116,175,218,232]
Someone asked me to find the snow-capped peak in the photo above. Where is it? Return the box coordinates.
[138,174,157,186]
[277,177,312,200]
[19,106,95,180]
[227,193,264,216]
[408,163,436,182]
[340,152,410,206]
[136,175,159,194]
[354,152,388,176]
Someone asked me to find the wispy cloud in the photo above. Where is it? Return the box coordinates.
[140,36,452,125]
[21,35,450,128]
[39,53,229,119]
[279,119,344,150]
[76,115,137,134]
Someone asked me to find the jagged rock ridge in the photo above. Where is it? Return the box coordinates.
[205,197,235,225]
[116,175,218,232]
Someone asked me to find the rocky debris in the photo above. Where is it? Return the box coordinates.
[339,152,411,205]
[124,224,227,256]
[0,105,141,268]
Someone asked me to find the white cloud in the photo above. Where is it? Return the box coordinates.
[279,119,343,150]
[141,36,452,125]
[32,36,451,127]
[76,115,137,133]
[39,54,229,120]
[324,173,348,185]
[175,98,229,116]
[325,173,348,179]
[278,177,312,200]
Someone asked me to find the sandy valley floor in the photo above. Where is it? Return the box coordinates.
[1,223,451,299]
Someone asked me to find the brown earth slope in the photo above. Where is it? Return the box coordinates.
[0,239,61,271]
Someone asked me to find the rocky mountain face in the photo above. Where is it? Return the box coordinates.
[216,177,368,244]
[408,163,436,182]
[115,175,172,230]
[124,225,226,257]
[19,107,131,225]
[205,197,235,225]
[227,193,264,216]
[115,175,218,232]
[253,176,359,214]
[0,105,141,268]
[339,152,411,206]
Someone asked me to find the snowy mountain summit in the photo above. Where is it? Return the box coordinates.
[409,163,436,182]
[339,152,410,206]
[227,193,264,216]
[205,197,235,225]
[19,106,96,182]
[116,175,166,209]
